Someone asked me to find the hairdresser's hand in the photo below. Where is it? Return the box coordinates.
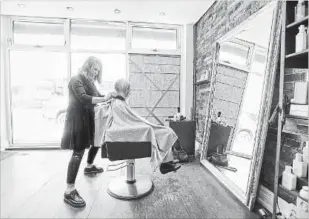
[109,91,118,98]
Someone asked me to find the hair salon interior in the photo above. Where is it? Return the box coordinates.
[0,0,308,218]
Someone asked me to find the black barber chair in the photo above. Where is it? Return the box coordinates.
[102,142,153,200]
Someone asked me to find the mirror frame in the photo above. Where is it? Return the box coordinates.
[199,1,283,210]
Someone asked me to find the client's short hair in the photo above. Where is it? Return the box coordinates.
[114,79,131,97]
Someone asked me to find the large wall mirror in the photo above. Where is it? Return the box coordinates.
[200,1,282,210]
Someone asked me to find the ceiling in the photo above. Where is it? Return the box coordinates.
[0,0,215,25]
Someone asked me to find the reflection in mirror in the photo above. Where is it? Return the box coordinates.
[204,2,277,200]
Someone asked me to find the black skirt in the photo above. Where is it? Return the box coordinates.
[61,106,95,151]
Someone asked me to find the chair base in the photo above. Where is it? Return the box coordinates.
[107,174,154,200]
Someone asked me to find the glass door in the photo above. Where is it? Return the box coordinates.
[10,50,68,145]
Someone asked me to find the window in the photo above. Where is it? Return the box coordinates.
[71,21,126,51]
[13,20,65,46]
[219,41,251,70]
[71,53,126,94]
[10,51,68,144]
[131,26,178,51]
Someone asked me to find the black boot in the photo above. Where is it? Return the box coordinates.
[64,189,86,208]
[160,162,181,174]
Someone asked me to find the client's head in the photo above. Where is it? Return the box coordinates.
[114,78,131,98]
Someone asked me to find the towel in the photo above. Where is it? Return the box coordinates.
[94,97,177,171]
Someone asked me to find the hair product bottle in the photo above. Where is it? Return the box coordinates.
[282,165,297,191]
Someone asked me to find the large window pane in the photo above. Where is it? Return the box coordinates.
[10,51,68,144]
[71,21,126,51]
[71,53,126,94]
[13,21,65,46]
[131,27,177,50]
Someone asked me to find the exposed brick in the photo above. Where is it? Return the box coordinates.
[283,82,294,91]
[284,73,307,82]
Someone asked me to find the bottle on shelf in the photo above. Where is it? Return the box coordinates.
[216,111,222,124]
[303,141,309,164]
[175,107,181,121]
[295,0,306,21]
[296,186,309,218]
[282,165,297,191]
[292,153,308,178]
[299,186,308,201]
[295,25,307,53]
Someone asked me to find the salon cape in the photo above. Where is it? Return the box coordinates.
[94,97,177,171]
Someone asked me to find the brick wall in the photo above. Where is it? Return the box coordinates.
[129,54,180,125]
[194,0,270,148]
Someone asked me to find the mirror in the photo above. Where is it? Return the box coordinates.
[200,1,282,210]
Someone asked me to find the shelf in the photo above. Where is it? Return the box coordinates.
[286,114,308,121]
[286,16,309,30]
[278,184,299,205]
[278,175,308,206]
[286,49,309,59]
[297,176,308,191]
[195,79,210,86]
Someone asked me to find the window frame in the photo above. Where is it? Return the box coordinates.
[9,16,68,51]
[3,17,183,147]
[127,22,181,55]
[218,38,255,72]
[69,19,127,54]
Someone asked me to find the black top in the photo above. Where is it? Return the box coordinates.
[61,74,104,151]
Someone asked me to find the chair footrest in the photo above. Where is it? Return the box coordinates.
[107,175,154,200]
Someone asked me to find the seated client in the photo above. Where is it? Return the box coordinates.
[95,79,181,174]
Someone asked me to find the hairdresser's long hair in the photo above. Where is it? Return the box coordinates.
[78,56,102,83]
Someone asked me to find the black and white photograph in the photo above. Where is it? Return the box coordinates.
[0,1,308,219]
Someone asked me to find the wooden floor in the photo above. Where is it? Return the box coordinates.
[0,150,259,219]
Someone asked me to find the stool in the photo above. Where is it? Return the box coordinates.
[103,142,153,200]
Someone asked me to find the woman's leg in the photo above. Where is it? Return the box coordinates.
[64,149,86,207]
[84,146,104,174]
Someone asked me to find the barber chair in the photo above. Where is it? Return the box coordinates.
[102,142,154,200]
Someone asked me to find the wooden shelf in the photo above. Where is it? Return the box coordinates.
[286,114,308,120]
[286,16,309,30]
[277,175,308,206]
[278,184,299,205]
[286,49,309,59]
[297,176,308,191]
[195,79,210,86]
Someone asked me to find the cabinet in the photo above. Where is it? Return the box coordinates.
[272,1,308,218]
[169,121,196,155]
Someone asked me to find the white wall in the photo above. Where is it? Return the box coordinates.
[0,15,9,151]
[180,24,194,119]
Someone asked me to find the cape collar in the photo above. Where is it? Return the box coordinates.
[114,95,126,101]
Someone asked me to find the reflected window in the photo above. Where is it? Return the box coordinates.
[71,21,126,51]
[13,21,65,46]
[131,27,177,50]
[71,53,126,95]
[10,51,68,144]
[219,41,250,70]
[251,47,267,74]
